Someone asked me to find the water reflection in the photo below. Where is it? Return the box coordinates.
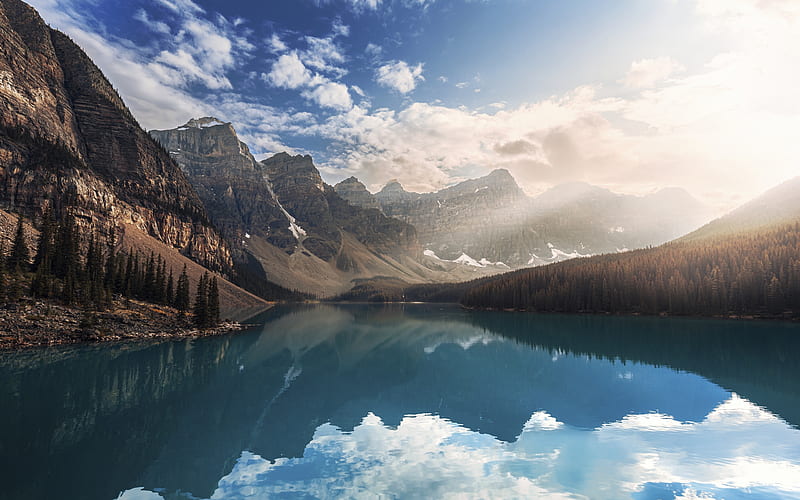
[1,304,799,500]
[122,396,800,499]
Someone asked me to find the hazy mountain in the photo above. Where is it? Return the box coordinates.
[334,177,383,212]
[681,176,800,242]
[455,176,800,316]
[374,171,714,268]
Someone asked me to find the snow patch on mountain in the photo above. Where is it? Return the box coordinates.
[527,244,593,266]
[424,250,509,268]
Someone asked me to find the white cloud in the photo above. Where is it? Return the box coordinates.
[266,33,287,53]
[365,43,383,59]
[302,81,353,110]
[117,396,800,500]
[154,0,205,15]
[375,61,424,93]
[455,81,468,88]
[343,0,382,12]
[264,52,312,89]
[133,9,171,35]
[301,36,347,76]
[332,19,350,37]
[623,56,685,89]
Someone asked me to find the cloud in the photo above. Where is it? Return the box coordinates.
[301,81,353,110]
[493,140,540,156]
[455,81,468,88]
[264,52,312,89]
[133,9,171,35]
[116,396,800,499]
[266,33,288,53]
[154,0,205,15]
[342,0,382,12]
[623,57,685,89]
[375,61,424,93]
[301,36,347,76]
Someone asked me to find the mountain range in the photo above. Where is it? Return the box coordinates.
[0,0,767,309]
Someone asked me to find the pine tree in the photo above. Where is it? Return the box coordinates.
[154,256,166,304]
[104,230,117,291]
[8,214,30,272]
[143,253,156,301]
[53,215,78,279]
[165,269,174,307]
[175,265,190,314]
[193,272,209,327]
[0,242,6,303]
[33,209,55,276]
[208,276,220,326]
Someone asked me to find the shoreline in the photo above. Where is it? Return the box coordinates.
[327,300,800,322]
[0,298,264,350]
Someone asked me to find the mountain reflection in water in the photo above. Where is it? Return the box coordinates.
[1,304,798,500]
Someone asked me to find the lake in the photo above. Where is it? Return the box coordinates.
[1,304,799,499]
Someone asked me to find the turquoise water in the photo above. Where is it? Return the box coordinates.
[1,304,799,499]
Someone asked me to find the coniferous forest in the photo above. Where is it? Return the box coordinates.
[0,212,221,328]
[461,222,800,318]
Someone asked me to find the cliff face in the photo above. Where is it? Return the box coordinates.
[0,0,229,270]
[150,118,295,252]
[150,121,424,296]
[333,177,382,212]
[261,152,342,261]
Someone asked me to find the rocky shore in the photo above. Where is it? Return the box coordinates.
[0,298,249,350]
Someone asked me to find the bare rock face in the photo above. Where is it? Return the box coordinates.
[260,152,341,260]
[334,177,383,212]
[0,0,230,270]
[261,152,419,263]
[150,118,295,252]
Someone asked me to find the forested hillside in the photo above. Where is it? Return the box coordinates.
[462,222,800,318]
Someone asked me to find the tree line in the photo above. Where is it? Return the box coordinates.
[461,222,800,318]
[0,212,221,328]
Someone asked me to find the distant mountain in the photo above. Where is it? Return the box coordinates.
[152,120,489,296]
[458,176,800,317]
[334,177,383,212]
[0,0,266,311]
[681,177,800,242]
[373,171,714,268]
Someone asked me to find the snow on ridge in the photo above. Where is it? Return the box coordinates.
[453,253,483,267]
[197,118,226,128]
[264,179,307,243]
[424,249,508,268]
[527,243,593,266]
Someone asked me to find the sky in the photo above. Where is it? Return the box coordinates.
[26,0,800,211]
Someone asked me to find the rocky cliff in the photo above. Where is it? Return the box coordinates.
[0,0,229,270]
[334,177,383,212]
[150,118,295,251]
[151,120,434,296]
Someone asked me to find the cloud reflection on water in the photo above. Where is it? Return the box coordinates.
[119,394,800,500]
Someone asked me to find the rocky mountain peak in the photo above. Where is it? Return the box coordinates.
[262,152,324,192]
[334,176,382,212]
[182,117,229,129]
[149,119,294,250]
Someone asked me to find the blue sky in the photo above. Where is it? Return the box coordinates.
[28,0,800,210]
